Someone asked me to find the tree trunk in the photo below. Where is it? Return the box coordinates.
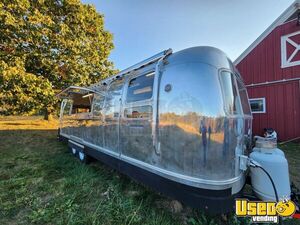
[44,109,53,121]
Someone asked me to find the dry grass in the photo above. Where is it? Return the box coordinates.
[0,116,299,225]
[0,116,58,130]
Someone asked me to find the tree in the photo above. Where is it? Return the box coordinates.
[0,60,55,116]
[0,0,115,118]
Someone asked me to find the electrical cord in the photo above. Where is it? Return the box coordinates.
[249,160,282,225]
[248,160,279,202]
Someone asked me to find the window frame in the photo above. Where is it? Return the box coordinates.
[103,78,125,119]
[61,98,73,116]
[235,73,252,116]
[218,69,243,116]
[125,71,155,104]
[249,97,266,114]
[91,93,105,117]
[281,30,300,68]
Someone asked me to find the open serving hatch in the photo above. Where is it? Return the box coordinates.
[57,86,105,119]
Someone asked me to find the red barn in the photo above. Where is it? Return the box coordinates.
[235,0,300,141]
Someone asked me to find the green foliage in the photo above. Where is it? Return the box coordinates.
[0,0,115,116]
[0,60,55,115]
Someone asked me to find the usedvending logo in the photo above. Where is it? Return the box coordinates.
[235,199,297,223]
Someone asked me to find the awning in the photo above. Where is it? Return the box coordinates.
[56,85,105,99]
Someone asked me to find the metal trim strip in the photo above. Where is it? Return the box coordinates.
[79,138,244,191]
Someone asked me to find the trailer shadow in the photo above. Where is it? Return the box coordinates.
[0,128,232,225]
[0,128,299,225]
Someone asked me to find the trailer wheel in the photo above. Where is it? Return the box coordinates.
[78,151,90,164]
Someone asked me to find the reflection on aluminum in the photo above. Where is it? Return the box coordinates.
[133,86,152,94]
[59,46,253,193]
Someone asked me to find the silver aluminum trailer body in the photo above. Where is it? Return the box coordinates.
[58,46,252,213]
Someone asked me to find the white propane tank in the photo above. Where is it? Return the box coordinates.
[250,138,291,201]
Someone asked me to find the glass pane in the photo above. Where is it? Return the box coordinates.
[250,99,264,112]
[63,99,73,115]
[126,72,154,103]
[106,80,123,107]
[124,106,152,119]
[219,71,242,115]
[92,94,105,117]
[104,79,124,119]
[236,76,251,115]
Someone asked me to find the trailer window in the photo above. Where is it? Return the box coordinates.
[219,71,242,115]
[124,106,152,119]
[104,79,124,119]
[126,72,154,103]
[63,99,73,115]
[92,94,105,117]
[236,75,251,115]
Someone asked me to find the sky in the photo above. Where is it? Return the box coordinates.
[82,0,294,70]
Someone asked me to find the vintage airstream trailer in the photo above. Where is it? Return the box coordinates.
[58,47,295,213]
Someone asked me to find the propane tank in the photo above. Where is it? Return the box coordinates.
[249,137,291,201]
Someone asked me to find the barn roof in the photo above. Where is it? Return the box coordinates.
[234,0,300,65]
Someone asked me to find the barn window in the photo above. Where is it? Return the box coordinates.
[249,98,266,113]
[281,30,300,68]
[126,72,154,103]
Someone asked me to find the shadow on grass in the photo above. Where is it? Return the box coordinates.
[0,129,298,225]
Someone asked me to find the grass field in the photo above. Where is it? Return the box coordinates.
[0,116,299,225]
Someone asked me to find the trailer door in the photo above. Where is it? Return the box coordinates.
[103,79,124,154]
[120,70,156,164]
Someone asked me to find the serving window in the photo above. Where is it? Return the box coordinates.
[60,92,93,119]
[126,72,154,103]
[70,93,93,115]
